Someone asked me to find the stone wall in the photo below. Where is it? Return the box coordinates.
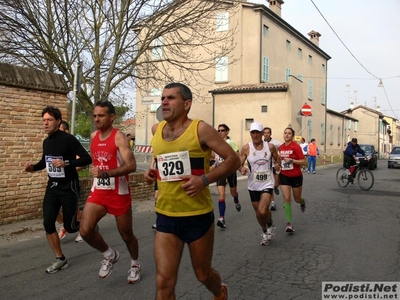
[0,63,70,225]
[0,63,155,225]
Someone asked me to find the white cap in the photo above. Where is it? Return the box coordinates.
[250,122,263,132]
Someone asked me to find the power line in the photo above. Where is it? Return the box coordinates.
[310,0,379,79]
[382,85,399,119]
[310,0,398,119]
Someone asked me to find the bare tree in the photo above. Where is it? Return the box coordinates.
[0,0,238,115]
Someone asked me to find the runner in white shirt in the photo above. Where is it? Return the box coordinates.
[239,122,281,246]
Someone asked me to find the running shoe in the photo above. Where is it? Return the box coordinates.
[58,225,67,240]
[75,232,84,243]
[46,258,68,274]
[151,223,156,229]
[260,233,269,246]
[300,198,306,213]
[270,201,277,211]
[235,203,241,212]
[266,226,276,241]
[285,222,294,233]
[217,218,226,229]
[99,250,120,279]
[274,187,280,195]
[127,263,143,284]
[313,171,316,174]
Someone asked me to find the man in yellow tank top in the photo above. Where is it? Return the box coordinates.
[145,83,240,300]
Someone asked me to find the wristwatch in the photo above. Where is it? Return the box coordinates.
[201,174,209,187]
[65,160,70,166]
[103,172,109,179]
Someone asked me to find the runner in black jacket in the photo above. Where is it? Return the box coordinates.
[24,106,92,274]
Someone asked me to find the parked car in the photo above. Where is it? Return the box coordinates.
[356,144,378,170]
[388,146,400,168]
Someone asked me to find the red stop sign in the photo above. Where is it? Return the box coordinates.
[301,104,312,116]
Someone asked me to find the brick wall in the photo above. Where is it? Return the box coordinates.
[0,86,69,224]
[0,63,155,225]
[0,63,70,225]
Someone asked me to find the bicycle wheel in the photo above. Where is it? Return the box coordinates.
[357,169,374,191]
[336,168,349,188]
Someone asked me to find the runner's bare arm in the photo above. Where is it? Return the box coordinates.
[239,144,249,175]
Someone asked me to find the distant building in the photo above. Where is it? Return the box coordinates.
[341,105,389,158]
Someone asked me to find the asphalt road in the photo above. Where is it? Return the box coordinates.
[1,160,399,300]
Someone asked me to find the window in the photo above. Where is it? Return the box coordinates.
[297,74,303,81]
[216,12,229,32]
[152,37,163,60]
[285,68,291,82]
[308,55,313,65]
[263,25,269,37]
[321,123,325,145]
[262,56,269,82]
[308,80,313,99]
[354,121,358,132]
[286,40,291,51]
[348,119,352,130]
[298,48,302,59]
[321,86,326,105]
[215,56,228,82]
[261,106,268,113]
[322,64,326,74]
[338,126,341,145]
[245,118,254,130]
[307,119,313,140]
[330,124,334,145]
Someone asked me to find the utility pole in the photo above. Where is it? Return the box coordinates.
[71,62,82,135]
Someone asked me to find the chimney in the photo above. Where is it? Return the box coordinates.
[350,102,354,110]
[267,0,284,17]
[376,106,381,112]
[308,30,321,47]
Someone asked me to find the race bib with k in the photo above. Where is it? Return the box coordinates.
[45,155,66,178]
[93,177,116,190]
[157,151,192,182]
[253,170,271,182]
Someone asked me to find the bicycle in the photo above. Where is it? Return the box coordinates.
[336,157,374,191]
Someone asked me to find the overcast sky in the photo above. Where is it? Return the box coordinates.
[253,0,400,119]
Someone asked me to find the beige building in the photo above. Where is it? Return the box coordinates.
[326,109,358,155]
[383,115,399,151]
[341,105,389,158]
[135,0,331,150]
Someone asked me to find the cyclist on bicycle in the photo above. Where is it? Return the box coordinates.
[343,138,367,182]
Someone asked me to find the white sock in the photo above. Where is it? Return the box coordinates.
[102,247,114,258]
[131,259,140,266]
